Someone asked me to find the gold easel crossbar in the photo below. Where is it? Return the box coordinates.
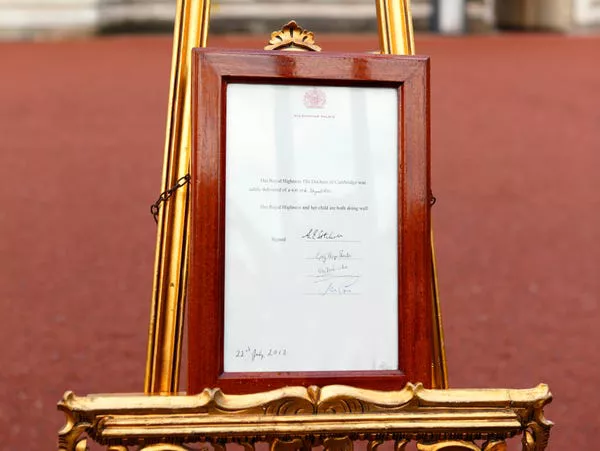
[58,383,553,451]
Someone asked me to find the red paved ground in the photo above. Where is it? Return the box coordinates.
[0,34,599,450]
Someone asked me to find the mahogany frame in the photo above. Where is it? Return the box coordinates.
[189,49,432,394]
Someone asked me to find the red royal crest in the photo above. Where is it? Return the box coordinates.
[303,87,326,109]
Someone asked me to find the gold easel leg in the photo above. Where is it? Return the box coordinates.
[375,0,415,54]
[375,0,448,389]
[430,226,448,388]
[144,0,210,395]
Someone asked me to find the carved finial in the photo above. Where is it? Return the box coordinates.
[264,21,322,52]
[307,385,321,405]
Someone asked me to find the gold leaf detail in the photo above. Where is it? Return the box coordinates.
[417,441,480,451]
[367,440,384,451]
[75,439,88,451]
[264,397,315,415]
[318,384,416,413]
[264,21,322,52]
[522,431,535,451]
[139,445,189,451]
[307,385,321,405]
[482,441,506,451]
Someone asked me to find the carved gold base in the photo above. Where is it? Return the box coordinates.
[58,383,552,451]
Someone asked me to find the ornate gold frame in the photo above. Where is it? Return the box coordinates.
[144,0,447,395]
[58,383,552,451]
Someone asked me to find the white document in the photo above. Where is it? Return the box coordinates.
[223,83,399,372]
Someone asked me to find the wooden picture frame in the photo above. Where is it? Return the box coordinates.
[189,49,432,394]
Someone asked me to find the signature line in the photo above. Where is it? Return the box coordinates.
[302,240,361,243]
[305,257,362,260]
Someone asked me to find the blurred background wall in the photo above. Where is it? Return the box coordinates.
[1,0,599,40]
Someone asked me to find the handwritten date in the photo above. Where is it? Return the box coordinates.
[234,347,287,361]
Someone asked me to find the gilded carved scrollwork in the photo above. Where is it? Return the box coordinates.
[271,438,311,451]
[367,439,383,451]
[317,384,418,413]
[523,410,552,451]
[264,21,322,52]
[58,419,89,451]
[417,441,480,451]
[239,442,255,451]
[413,440,509,451]
[57,392,92,451]
[522,431,535,451]
[57,384,553,451]
[75,438,88,451]
[482,441,507,451]
[139,445,189,451]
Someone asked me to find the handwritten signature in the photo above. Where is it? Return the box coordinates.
[314,249,352,263]
[317,276,360,296]
[315,263,348,276]
[301,228,343,240]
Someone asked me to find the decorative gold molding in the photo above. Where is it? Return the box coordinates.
[139,446,188,451]
[264,21,322,52]
[417,442,480,451]
[482,442,507,451]
[58,384,552,451]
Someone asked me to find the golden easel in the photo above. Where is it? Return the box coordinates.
[57,5,554,450]
[144,0,447,395]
